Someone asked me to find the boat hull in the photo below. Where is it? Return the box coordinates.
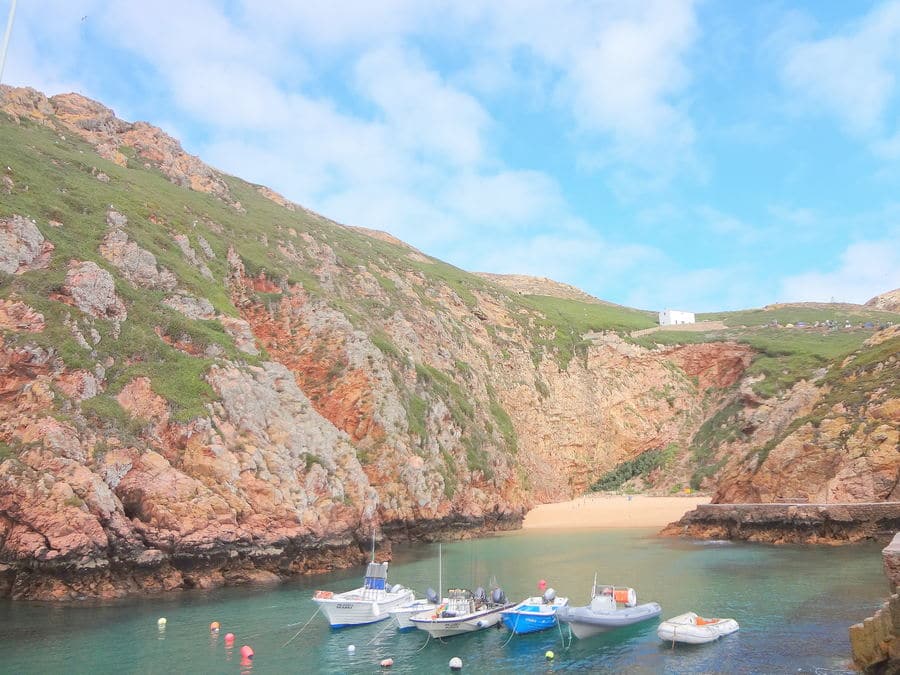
[410,604,513,638]
[558,601,662,639]
[500,597,569,635]
[390,600,440,631]
[314,589,415,628]
[657,612,739,644]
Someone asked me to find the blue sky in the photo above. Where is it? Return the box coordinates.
[4,0,900,311]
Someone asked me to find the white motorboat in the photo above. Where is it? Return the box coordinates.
[391,542,445,631]
[657,611,739,644]
[409,587,514,639]
[390,592,441,631]
[556,577,661,639]
[313,561,415,628]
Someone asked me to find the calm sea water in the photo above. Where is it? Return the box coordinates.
[0,529,887,674]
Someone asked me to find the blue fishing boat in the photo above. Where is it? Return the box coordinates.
[500,586,568,634]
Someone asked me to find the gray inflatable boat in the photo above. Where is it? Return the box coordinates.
[556,583,661,639]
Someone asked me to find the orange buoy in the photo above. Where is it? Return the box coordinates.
[380,657,394,668]
[240,645,254,660]
[224,633,235,646]
[538,579,547,590]
[210,621,220,632]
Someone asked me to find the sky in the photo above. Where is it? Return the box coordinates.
[3,0,900,312]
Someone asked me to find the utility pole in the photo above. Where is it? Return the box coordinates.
[0,0,18,87]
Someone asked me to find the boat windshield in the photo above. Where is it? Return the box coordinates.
[364,562,388,590]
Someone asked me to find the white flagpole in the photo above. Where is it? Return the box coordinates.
[0,0,18,87]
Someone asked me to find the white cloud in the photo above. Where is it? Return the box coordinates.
[354,45,490,167]
[439,171,562,228]
[6,0,713,308]
[782,1,900,141]
[779,239,900,303]
[469,227,662,299]
[695,205,759,243]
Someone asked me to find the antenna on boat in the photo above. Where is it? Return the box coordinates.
[438,542,442,597]
[592,572,597,599]
[371,525,376,563]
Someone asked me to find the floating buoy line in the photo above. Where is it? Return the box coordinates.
[281,606,321,648]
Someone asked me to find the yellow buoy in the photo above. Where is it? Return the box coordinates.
[545,650,555,660]
[210,621,220,632]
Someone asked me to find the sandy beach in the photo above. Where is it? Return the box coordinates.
[522,494,711,529]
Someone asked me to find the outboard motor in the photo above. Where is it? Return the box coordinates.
[542,587,557,603]
[491,587,506,604]
[426,587,439,604]
[473,587,487,603]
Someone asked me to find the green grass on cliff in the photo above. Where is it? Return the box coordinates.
[749,333,900,469]
[738,329,870,398]
[635,320,881,399]
[0,115,272,420]
[514,295,656,369]
[699,304,900,328]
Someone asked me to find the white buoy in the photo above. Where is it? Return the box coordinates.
[157,617,167,626]
[347,644,356,654]
[449,656,463,671]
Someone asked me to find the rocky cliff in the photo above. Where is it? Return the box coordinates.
[867,288,900,313]
[0,86,898,599]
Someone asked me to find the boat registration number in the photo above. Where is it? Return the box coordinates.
[335,604,354,609]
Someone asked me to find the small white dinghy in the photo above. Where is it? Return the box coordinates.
[657,611,739,645]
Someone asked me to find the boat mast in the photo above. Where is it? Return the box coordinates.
[371,525,376,563]
[438,543,442,598]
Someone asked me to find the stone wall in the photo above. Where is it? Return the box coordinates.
[850,533,900,672]
[661,503,900,544]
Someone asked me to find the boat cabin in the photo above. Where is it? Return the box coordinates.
[364,562,389,590]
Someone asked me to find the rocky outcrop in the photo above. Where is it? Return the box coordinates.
[707,332,899,504]
[100,227,178,291]
[0,86,234,205]
[61,261,127,322]
[218,317,259,355]
[162,293,215,320]
[867,289,900,313]
[0,300,44,332]
[0,215,53,274]
[849,534,900,672]
[661,503,900,544]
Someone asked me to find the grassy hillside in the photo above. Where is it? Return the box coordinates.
[0,110,670,423]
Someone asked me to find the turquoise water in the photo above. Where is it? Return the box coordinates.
[0,529,887,674]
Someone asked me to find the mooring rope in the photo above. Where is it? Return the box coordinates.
[281,607,321,648]
[412,634,432,654]
[366,618,395,645]
[557,620,573,651]
[500,613,519,647]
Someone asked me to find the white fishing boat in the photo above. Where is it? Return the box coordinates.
[390,542,444,631]
[313,561,415,628]
[657,611,739,644]
[409,587,514,639]
[389,593,441,631]
[556,576,661,639]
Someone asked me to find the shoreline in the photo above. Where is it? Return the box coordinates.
[522,494,711,530]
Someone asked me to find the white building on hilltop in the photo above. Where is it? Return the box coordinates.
[659,309,695,326]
